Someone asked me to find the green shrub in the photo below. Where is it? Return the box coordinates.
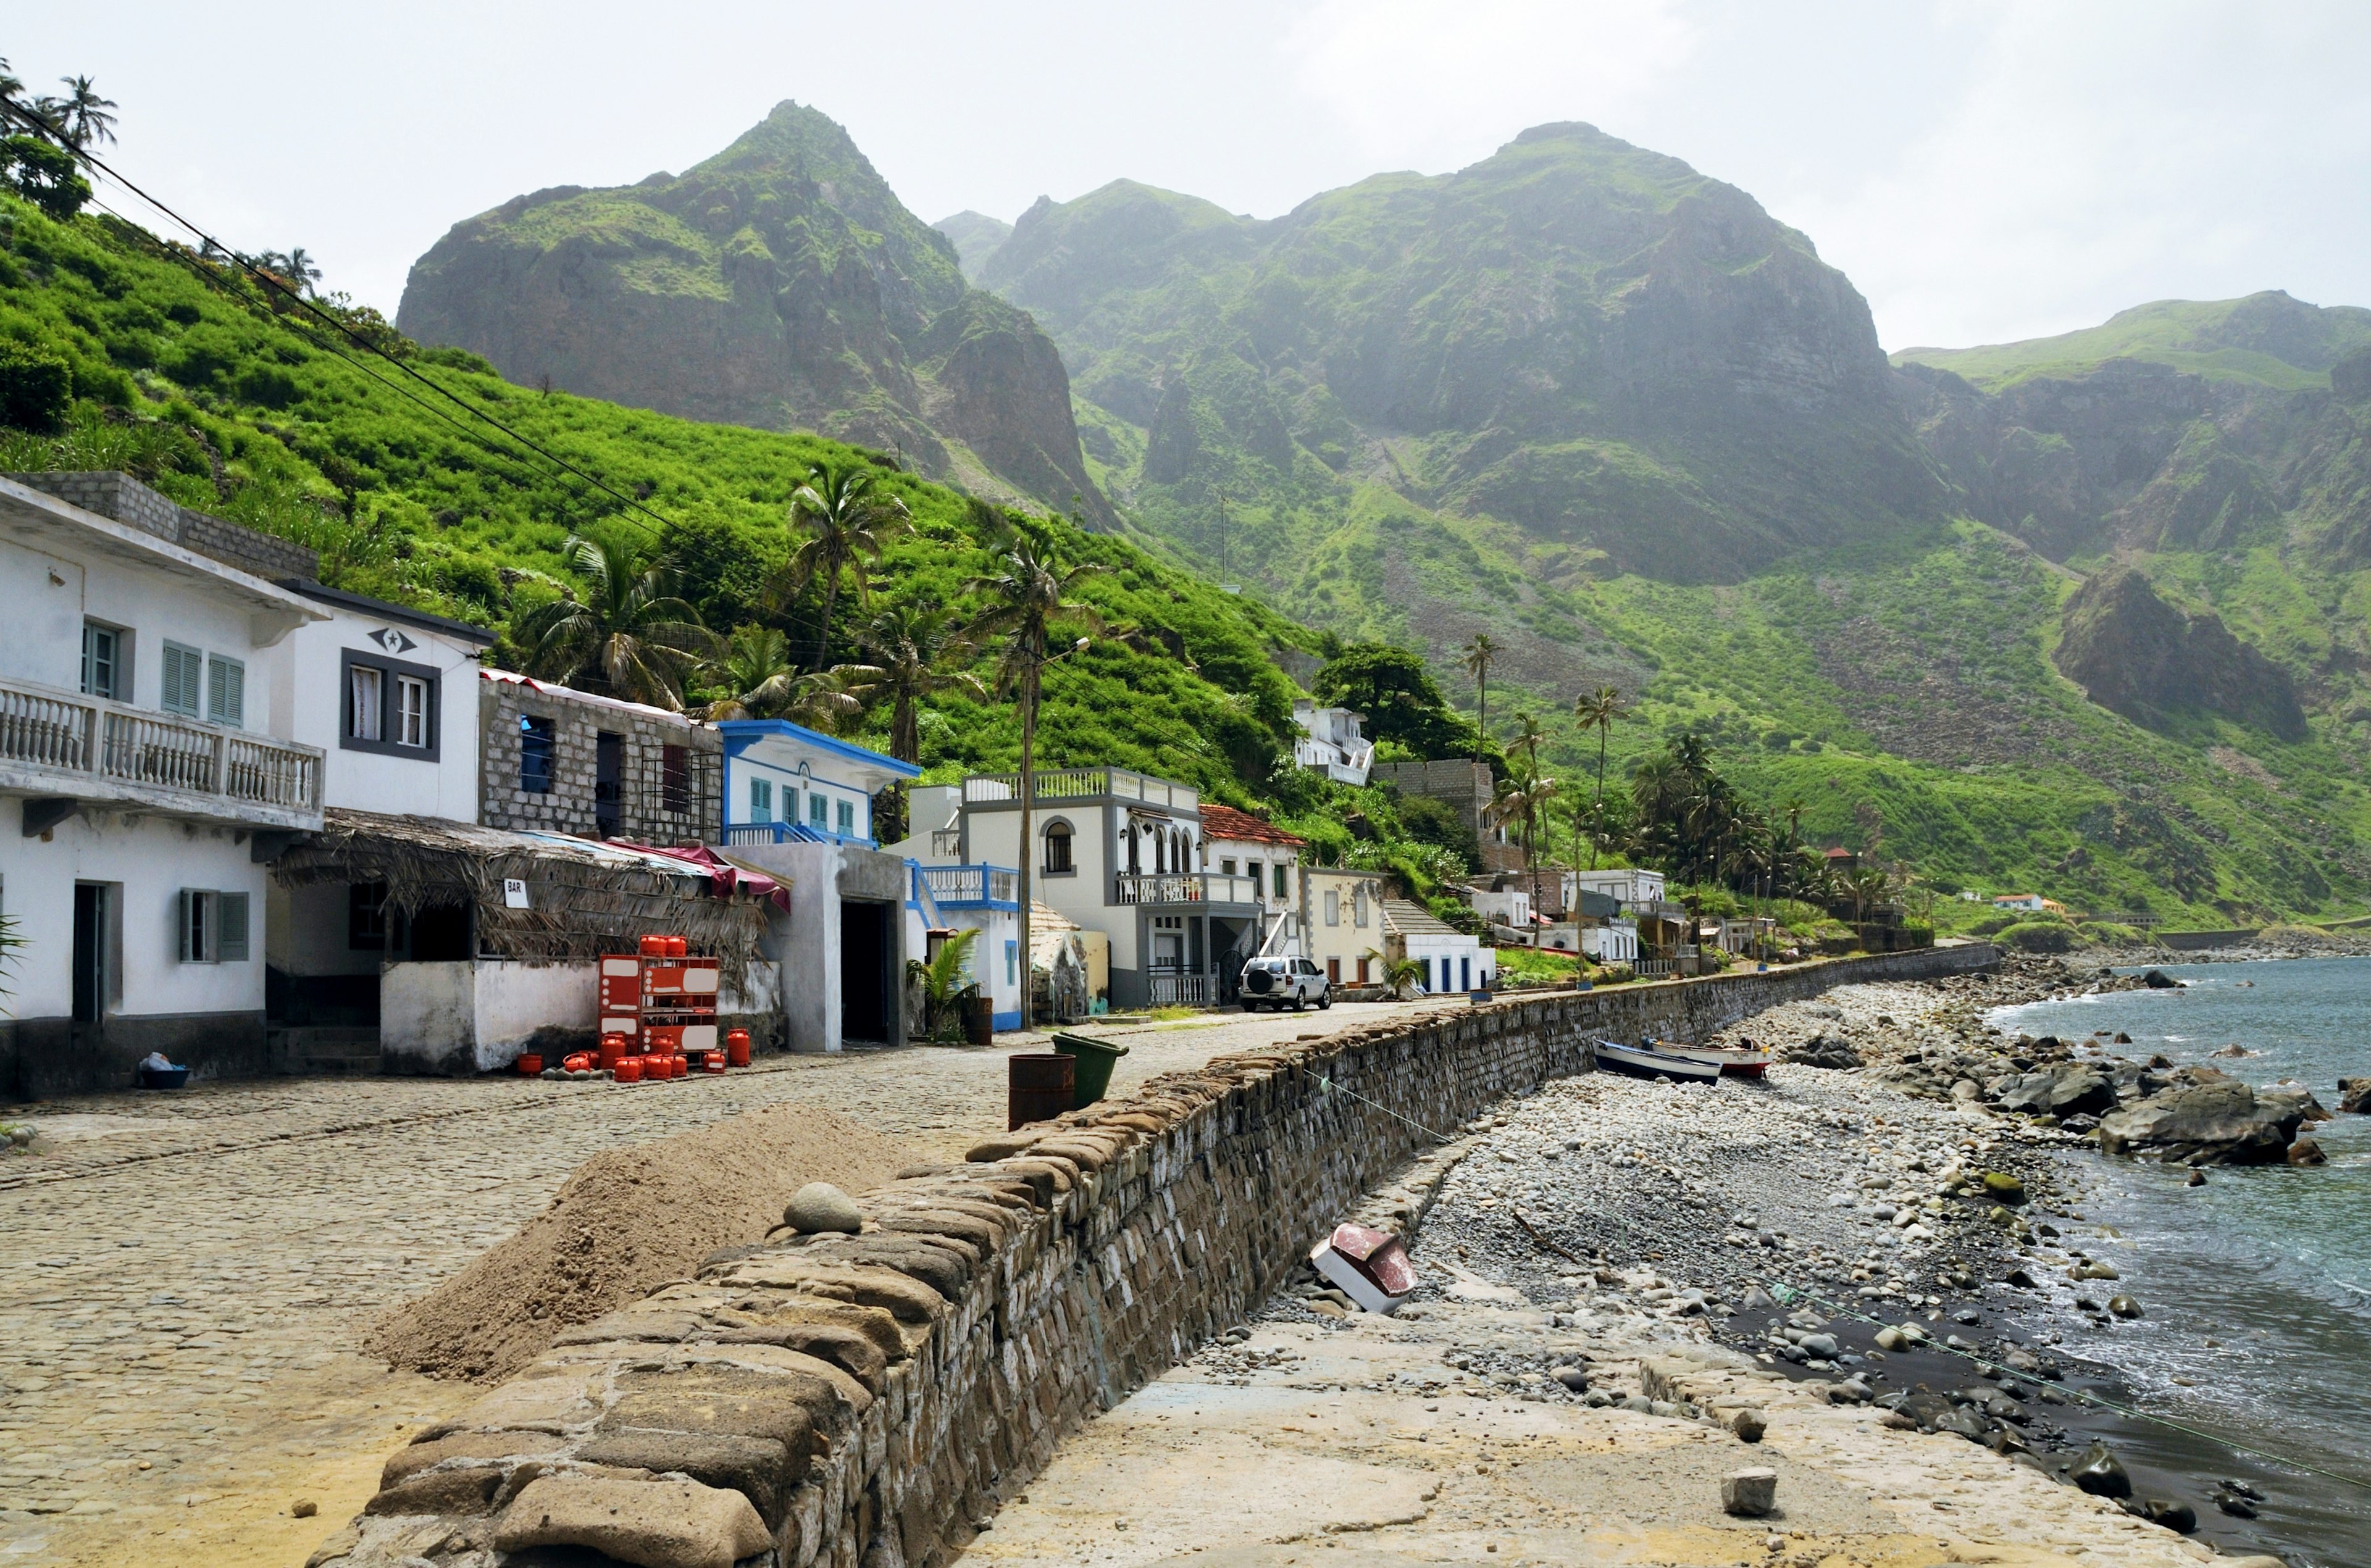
[1997,919,2077,953]
[0,344,71,432]
[2080,921,2146,946]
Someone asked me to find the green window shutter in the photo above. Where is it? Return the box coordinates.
[177,888,212,962]
[217,891,249,962]
[161,643,202,717]
[207,657,245,725]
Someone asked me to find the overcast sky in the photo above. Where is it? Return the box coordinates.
[14,1,2367,350]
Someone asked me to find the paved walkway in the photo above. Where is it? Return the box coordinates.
[0,997,1468,1566]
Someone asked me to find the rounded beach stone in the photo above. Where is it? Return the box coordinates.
[784,1183,863,1235]
[1720,1467,1778,1517]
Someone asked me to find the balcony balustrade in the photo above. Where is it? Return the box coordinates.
[1113,870,1257,906]
[0,674,322,827]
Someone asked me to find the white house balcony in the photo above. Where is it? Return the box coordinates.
[1114,870,1258,906]
[963,767,1198,811]
[1,673,324,832]
[920,863,1020,909]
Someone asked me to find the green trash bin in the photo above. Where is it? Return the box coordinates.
[1050,1032,1130,1108]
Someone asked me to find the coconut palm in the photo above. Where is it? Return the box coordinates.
[696,624,859,728]
[1573,684,1626,867]
[966,528,1108,1031]
[842,603,985,764]
[1495,767,1559,914]
[280,246,322,294]
[1458,634,1499,759]
[52,77,114,151]
[772,462,911,672]
[512,533,718,709]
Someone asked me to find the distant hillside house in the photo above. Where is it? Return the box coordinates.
[1991,893,2066,915]
[1292,699,1374,786]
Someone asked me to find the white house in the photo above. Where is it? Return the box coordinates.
[905,861,1024,1033]
[1197,803,1303,940]
[717,719,916,849]
[1469,885,1534,929]
[0,473,329,1095]
[1382,898,1493,995]
[899,767,1261,1010]
[1292,699,1374,786]
[1300,864,1389,988]
[1565,867,1668,911]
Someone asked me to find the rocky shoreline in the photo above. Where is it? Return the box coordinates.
[1247,954,2317,1566]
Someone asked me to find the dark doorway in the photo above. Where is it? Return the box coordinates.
[72,883,106,1024]
[840,899,892,1043]
[595,732,624,837]
[409,903,474,961]
[1211,916,1254,1005]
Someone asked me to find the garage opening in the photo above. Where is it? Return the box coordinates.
[840,899,893,1044]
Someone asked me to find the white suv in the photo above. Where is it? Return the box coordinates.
[1240,956,1330,1011]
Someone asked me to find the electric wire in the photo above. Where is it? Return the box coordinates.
[17,107,679,541]
[1310,1057,2371,1496]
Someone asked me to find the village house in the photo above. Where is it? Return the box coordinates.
[1991,892,2065,915]
[1371,757,1520,871]
[1197,803,1303,939]
[1298,864,1387,990]
[1290,698,1373,785]
[900,767,1261,1010]
[0,473,328,1095]
[1382,897,1494,995]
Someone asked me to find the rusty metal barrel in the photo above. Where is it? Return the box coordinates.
[1006,1052,1076,1132]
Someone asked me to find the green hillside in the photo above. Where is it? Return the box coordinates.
[0,191,1326,805]
[963,136,2371,927]
[1892,291,2371,391]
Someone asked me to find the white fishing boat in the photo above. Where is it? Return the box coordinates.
[1655,1041,1771,1078]
[1594,1039,1722,1083]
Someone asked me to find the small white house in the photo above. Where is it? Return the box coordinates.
[1566,867,1668,911]
[717,719,918,848]
[1382,898,1493,995]
[1292,699,1374,786]
[1469,886,1534,928]
[0,473,329,1095]
[906,861,1024,1033]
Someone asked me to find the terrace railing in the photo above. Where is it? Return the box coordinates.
[1113,871,1257,906]
[1,673,321,824]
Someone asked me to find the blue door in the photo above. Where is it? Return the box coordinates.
[1460,956,1471,991]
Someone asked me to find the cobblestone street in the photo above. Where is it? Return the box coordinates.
[0,998,1465,1566]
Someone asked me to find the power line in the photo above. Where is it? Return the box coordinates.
[19,105,679,542]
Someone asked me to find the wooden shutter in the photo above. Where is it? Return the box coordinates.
[162,643,202,716]
[217,891,249,962]
[207,656,245,725]
[177,889,212,962]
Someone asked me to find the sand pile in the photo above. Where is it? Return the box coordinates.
[368,1103,912,1383]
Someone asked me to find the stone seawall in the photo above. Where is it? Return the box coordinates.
[316,944,1996,1568]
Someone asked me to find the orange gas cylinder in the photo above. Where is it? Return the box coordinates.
[599,1033,627,1070]
[561,1051,596,1074]
[639,933,668,957]
[516,1053,543,1076]
[664,935,688,958]
[613,1055,644,1083]
[702,1052,727,1074]
[726,1029,751,1068]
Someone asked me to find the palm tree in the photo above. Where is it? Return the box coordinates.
[906,927,982,1043]
[1573,684,1627,867]
[52,77,115,151]
[1458,634,1499,759]
[966,528,1107,1032]
[280,246,322,295]
[773,462,911,672]
[512,533,718,709]
[695,624,859,728]
[1496,768,1560,914]
[843,603,985,764]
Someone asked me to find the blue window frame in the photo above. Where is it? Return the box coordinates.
[750,777,772,820]
[837,799,855,837]
[1005,940,1018,986]
[1460,956,1471,991]
[809,792,829,830]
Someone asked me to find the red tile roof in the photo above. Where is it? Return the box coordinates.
[1199,803,1305,847]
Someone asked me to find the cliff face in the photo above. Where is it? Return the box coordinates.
[2054,568,2306,740]
[398,103,1108,522]
[979,124,1946,581]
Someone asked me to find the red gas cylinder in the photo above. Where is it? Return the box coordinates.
[664,935,688,959]
[639,934,668,957]
[599,1033,628,1071]
[613,1055,644,1083]
[702,1052,727,1074]
[726,1028,751,1068]
[516,1053,543,1077]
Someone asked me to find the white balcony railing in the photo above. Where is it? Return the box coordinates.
[1148,972,1211,1006]
[1114,871,1257,906]
[0,674,322,823]
[929,827,963,857]
[964,766,1197,811]
[922,864,1019,907]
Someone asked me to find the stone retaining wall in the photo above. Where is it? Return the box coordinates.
[317,943,1996,1568]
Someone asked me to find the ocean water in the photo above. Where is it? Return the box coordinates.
[1994,958,2371,1566]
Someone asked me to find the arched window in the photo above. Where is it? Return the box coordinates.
[1043,819,1074,875]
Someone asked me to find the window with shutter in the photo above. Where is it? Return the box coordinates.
[81,622,123,699]
[207,656,245,725]
[837,799,853,837]
[177,888,211,962]
[750,777,772,820]
[218,891,249,961]
[161,642,203,717]
[809,793,829,830]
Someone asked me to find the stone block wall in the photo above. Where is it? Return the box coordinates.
[479,678,722,843]
[316,943,1996,1568]
[9,470,322,581]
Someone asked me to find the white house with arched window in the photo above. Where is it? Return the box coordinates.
[715,720,919,848]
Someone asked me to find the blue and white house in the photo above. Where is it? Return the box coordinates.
[716,720,920,848]
[905,861,1026,1032]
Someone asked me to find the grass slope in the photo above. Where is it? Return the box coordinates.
[1892,291,2371,391]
